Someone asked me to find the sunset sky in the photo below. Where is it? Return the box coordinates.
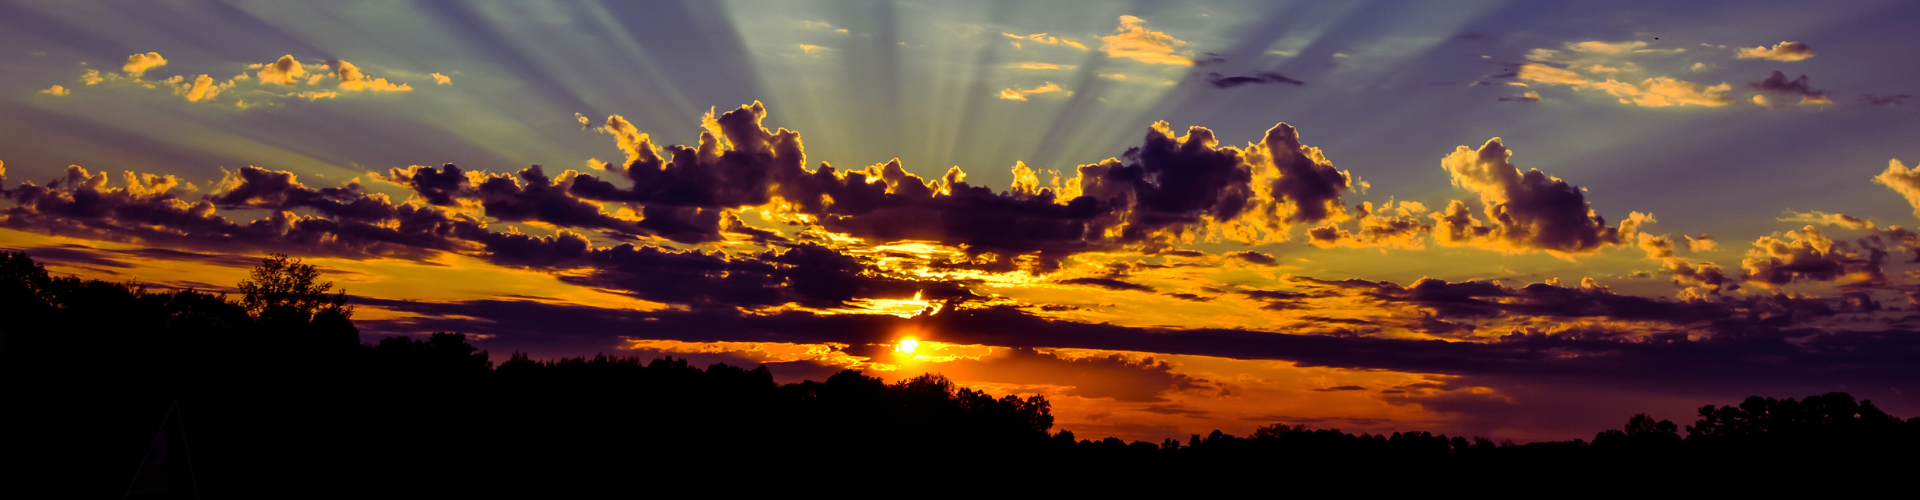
[5,0,1920,443]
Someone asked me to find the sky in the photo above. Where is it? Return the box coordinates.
[4,0,1920,443]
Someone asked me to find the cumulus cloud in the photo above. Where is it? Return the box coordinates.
[1100,15,1192,65]
[1736,41,1814,62]
[61,53,425,107]
[332,60,412,92]
[1433,138,1644,254]
[38,85,69,96]
[998,82,1065,101]
[1875,159,1920,219]
[553,102,1362,269]
[122,52,168,77]
[1307,201,1431,250]
[1742,225,1887,288]
[431,73,451,85]
[1748,71,1829,106]
[1,165,474,260]
[255,55,307,85]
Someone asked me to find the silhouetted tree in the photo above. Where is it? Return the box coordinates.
[238,253,351,325]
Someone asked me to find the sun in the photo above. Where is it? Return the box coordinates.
[896,339,919,355]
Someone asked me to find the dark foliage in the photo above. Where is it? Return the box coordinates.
[2,251,1916,497]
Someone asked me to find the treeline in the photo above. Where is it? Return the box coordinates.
[2,252,1916,496]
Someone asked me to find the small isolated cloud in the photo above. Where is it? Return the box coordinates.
[1736,41,1814,62]
[1002,32,1088,50]
[998,82,1065,101]
[122,52,167,77]
[1565,40,1681,55]
[38,85,69,96]
[1203,71,1303,88]
[431,73,451,85]
[1100,15,1191,65]
[1747,71,1829,106]
[797,44,828,55]
[1860,94,1909,107]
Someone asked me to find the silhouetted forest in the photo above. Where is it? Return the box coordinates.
[3,251,1917,497]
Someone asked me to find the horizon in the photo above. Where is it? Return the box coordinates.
[4,0,1920,445]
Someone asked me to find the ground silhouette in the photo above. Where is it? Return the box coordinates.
[2,251,1916,496]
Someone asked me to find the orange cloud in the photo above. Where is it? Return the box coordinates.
[1736,41,1814,61]
[1875,159,1920,219]
[431,73,452,85]
[998,82,1065,101]
[122,52,168,77]
[1002,32,1089,50]
[255,55,306,85]
[1100,15,1191,65]
[333,60,412,92]
[38,84,69,96]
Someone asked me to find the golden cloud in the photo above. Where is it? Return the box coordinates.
[998,82,1065,101]
[122,52,168,77]
[1002,32,1089,50]
[1736,41,1814,62]
[1100,15,1191,65]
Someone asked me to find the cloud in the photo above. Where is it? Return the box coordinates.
[431,73,451,85]
[256,55,307,85]
[1875,159,1920,219]
[1498,91,1543,102]
[1748,71,1829,106]
[1565,41,1673,55]
[1100,15,1192,65]
[1,165,472,260]
[1226,250,1277,265]
[1517,64,1589,86]
[1780,211,1875,230]
[931,348,1209,402]
[66,53,421,107]
[38,85,69,96]
[998,82,1065,101]
[1002,32,1088,50]
[122,52,168,77]
[1736,41,1814,62]
[1013,62,1071,70]
[1584,77,1732,107]
[1308,201,1432,250]
[1433,138,1643,254]
[1519,42,1730,108]
[1860,94,1910,107]
[1741,225,1887,288]
[1202,71,1304,88]
[332,60,412,92]
[1058,277,1156,293]
[182,75,227,102]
